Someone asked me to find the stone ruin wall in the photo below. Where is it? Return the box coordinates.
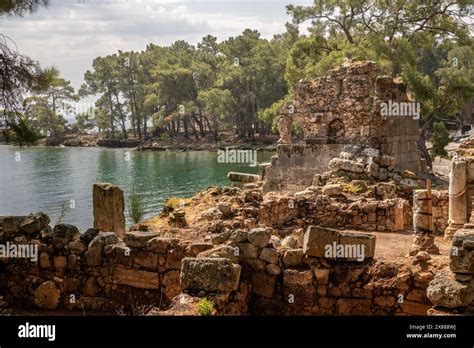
[264,60,423,192]
[0,214,447,316]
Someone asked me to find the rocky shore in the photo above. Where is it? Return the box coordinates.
[17,133,278,151]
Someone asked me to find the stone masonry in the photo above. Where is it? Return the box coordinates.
[0,214,442,315]
[264,60,424,191]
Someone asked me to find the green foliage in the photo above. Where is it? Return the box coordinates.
[22,67,78,138]
[197,298,214,316]
[431,121,451,159]
[127,186,145,224]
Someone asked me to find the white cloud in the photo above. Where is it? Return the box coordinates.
[0,0,311,89]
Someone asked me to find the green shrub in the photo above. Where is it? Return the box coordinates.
[197,298,214,316]
[127,185,145,224]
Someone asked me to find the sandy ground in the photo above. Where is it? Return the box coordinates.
[343,229,451,262]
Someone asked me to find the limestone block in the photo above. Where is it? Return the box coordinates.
[19,212,50,234]
[328,158,364,173]
[248,228,271,248]
[259,247,279,264]
[303,226,339,257]
[124,231,160,248]
[86,232,120,266]
[93,183,125,238]
[34,281,61,310]
[113,267,160,289]
[338,232,376,261]
[322,184,343,196]
[283,269,313,286]
[427,267,474,308]
[52,224,80,249]
[282,248,304,267]
[198,245,239,264]
[180,257,241,292]
[147,237,179,253]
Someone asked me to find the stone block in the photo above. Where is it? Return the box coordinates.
[248,228,270,248]
[259,247,279,264]
[237,242,258,259]
[283,269,313,286]
[147,237,179,253]
[282,248,304,267]
[124,231,161,249]
[113,267,160,289]
[303,226,339,257]
[338,232,376,261]
[180,257,241,292]
[93,183,125,238]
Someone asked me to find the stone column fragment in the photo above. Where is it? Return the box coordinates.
[410,187,439,255]
[445,160,468,239]
[93,183,125,238]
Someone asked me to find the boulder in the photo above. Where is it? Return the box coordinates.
[180,258,241,292]
[328,158,364,173]
[227,172,260,183]
[198,245,239,264]
[19,212,50,234]
[450,229,474,274]
[259,247,280,264]
[34,281,61,310]
[281,235,297,249]
[1,216,25,235]
[366,162,379,178]
[322,184,343,196]
[269,235,281,248]
[338,232,376,261]
[211,230,231,245]
[200,208,223,221]
[229,229,248,243]
[123,231,160,248]
[283,269,313,286]
[113,267,160,289]
[52,224,80,249]
[147,237,179,253]
[80,228,99,244]
[237,242,258,259]
[86,232,120,266]
[217,203,232,217]
[375,182,396,197]
[427,267,474,308]
[248,228,270,248]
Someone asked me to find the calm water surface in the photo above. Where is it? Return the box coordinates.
[0,146,273,229]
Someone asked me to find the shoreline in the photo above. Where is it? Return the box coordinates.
[0,135,278,152]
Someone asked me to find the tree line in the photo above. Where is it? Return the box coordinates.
[1,0,474,163]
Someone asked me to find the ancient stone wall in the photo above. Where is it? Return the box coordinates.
[0,214,210,312]
[264,60,423,192]
[253,193,409,232]
[0,214,439,315]
[178,226,439,316]
[427,226,474,315]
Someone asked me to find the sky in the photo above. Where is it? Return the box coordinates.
[0,0,312,90]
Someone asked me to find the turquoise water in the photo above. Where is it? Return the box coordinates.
[0,146,273,230]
